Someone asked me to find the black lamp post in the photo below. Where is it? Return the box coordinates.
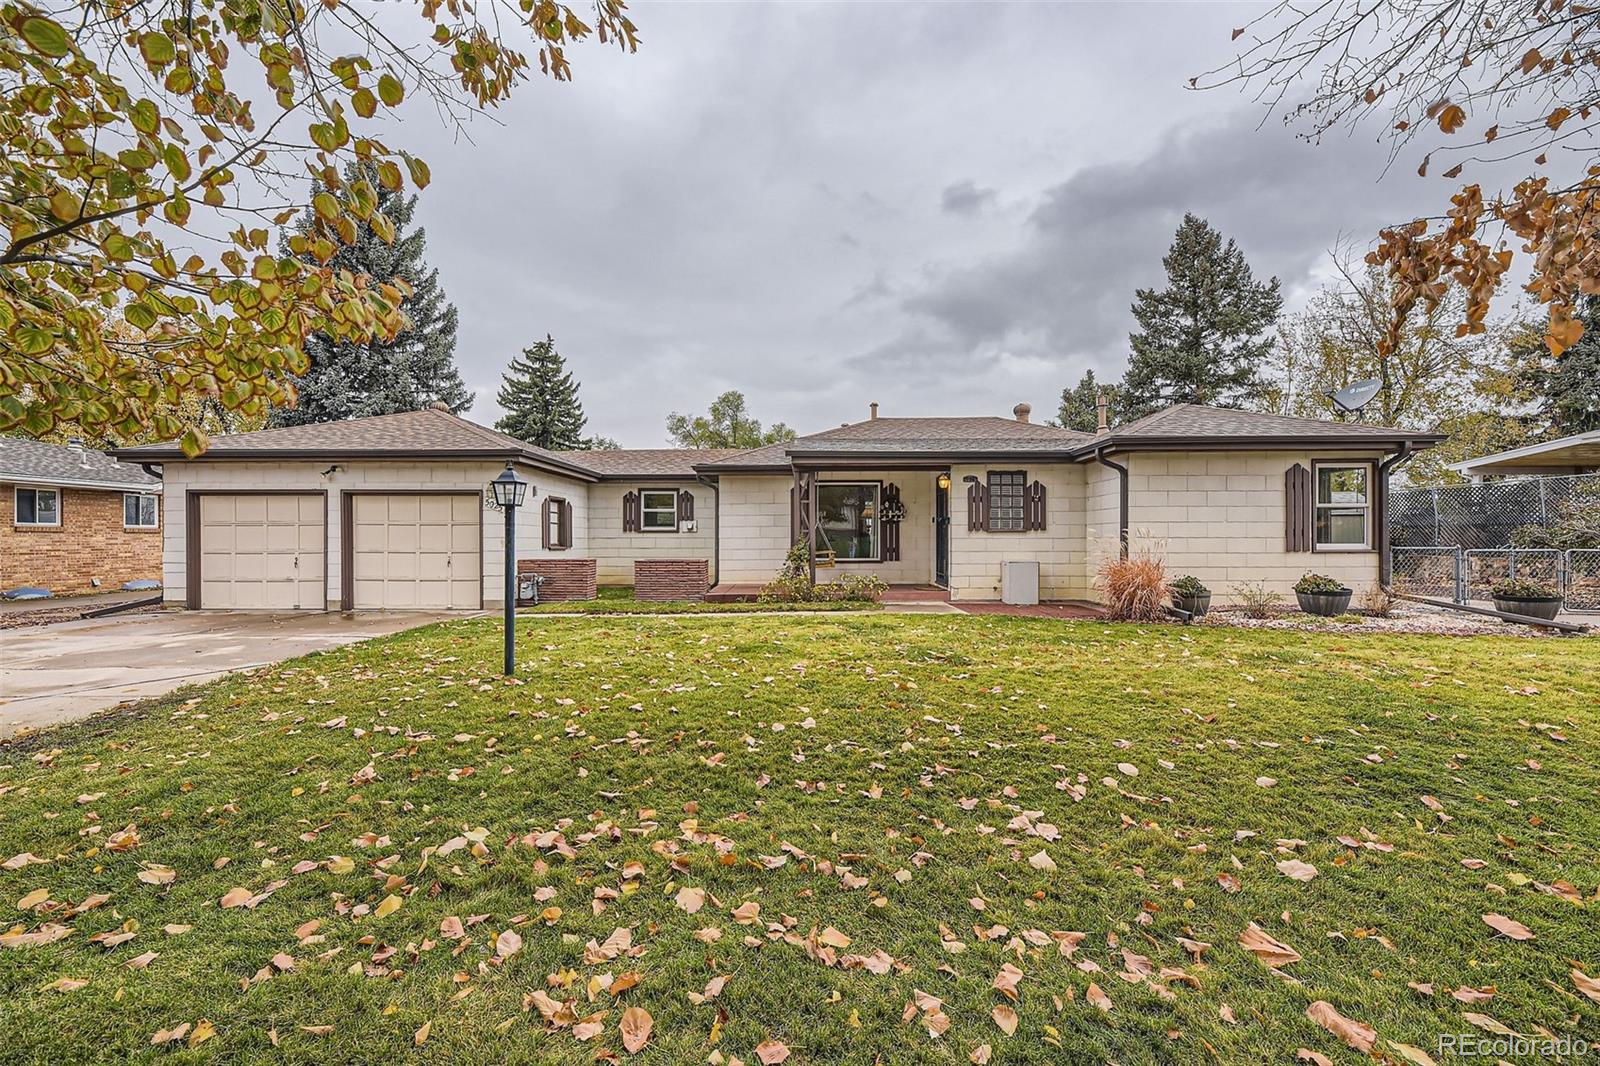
[489,463,529,675]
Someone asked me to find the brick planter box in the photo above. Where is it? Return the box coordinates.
[635,559,709,602]
[518,557,596,602]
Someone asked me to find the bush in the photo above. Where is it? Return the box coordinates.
[1359,584,1400,617]
[1510,494,1600,550]
[1491,577,1558,599]
[1169,575,1209,597]
[1232,581,1280,618]
[759,541,887,604]
[1096,548,1168,621]
[1293,573,1348,595]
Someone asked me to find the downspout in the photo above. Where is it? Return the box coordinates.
[1377,443,1415,587]
[1094,447,1130,559]
[696,473,720,587]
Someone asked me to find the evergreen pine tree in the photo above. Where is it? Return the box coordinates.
[1056,370,1119,433]
[272,163,470,426]
[494,335,590,450]
[1519,295,1600,437]
[1119,214,1282,420]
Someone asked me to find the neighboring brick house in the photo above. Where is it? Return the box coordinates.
[0,437,163,596]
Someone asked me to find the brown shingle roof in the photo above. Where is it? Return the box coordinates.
[695,417,1090,471]
[110,409,602,479]
[1101,404,1445,446]
[559,448,743,478]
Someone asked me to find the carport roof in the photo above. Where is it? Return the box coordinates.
[111,408,602,481]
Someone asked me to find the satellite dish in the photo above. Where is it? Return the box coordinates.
[1328,378,1383,421]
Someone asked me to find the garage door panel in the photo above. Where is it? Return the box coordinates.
[198,494,324,610]
[350,494,479,610]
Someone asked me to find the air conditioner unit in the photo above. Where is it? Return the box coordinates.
[1001,561,1039,606]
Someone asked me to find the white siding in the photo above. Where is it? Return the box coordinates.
[715,475,793,584]
[586,481,715,585]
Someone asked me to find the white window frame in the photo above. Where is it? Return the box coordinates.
[1312,462,1372,551]
[14,486,60,527]
[640,489,679,533]
[124,493,159,529]
[815,481,882,563]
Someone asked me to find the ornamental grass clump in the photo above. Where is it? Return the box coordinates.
[1096,548,1168,622]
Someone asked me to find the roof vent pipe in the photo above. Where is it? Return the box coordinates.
[1012,402,1031,424]
[869,402,879,421]
[67,437,89,465]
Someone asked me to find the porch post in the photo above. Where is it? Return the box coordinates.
[806,472,818,584]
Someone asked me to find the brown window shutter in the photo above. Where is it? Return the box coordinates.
[966,481,989,531]
[1026,480,1047,531]
[1285,463,1311,551]
[558,499,572,549]
[678,490,694,524]
[541,498,553,549]
[622,490,639,533]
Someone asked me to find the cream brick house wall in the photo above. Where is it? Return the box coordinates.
[158,459,590,609]
[945,461,1091,602]
[1121,449,1386,602]
[586,481,716,585]
[716,475,794,584]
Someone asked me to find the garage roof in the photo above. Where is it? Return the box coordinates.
[111,408,601,481]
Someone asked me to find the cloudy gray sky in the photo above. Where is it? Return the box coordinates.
[400,2,1514,446]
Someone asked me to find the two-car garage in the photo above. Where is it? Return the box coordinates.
[190,491,483,611]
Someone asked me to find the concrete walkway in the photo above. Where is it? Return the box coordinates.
[0,610,460,736]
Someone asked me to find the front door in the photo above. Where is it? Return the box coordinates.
[934,478,950,587]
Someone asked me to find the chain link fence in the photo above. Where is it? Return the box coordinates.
[1389,472,1600,550]
[1390,546,1598,611]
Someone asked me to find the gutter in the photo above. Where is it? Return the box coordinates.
[1377,443,1415,587]
[696,473,720,587]
[0,473,162,493]
[1093,446,1130,559]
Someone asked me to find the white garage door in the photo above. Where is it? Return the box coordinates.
[351,494,481,610]
[199,495,325,609]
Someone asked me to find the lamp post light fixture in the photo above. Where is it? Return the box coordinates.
[489,463,530,676]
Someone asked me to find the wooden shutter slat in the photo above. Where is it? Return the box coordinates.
[678,490,694,524]
[622,490,639,533]
[967,481,990,531]
[1026,480,1047,531]
[1285,464,1311,552]
[558,500,572,549]
[541,498,553,550]
[883,483,901,562]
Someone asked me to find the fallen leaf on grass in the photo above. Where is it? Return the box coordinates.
[1387,1040,1439,1066]
[1306,1001,1376,1053]
[414,1022,431,1047]
[1573,969,1600,1003]
[675,887,706,914]
[1481,913,1533,941]
[374,894,404,919]
[1239,922,1301,967]
[1027,850,1057,872]
[125,951,159,970]
[1461,1012,1518,1036]
[992,963,1024,1001]
[496,929,522,959]
[137,866,176,886]
[620,1006,652,1054]
[16,888,49,911]
[2,853,47,871]
[990,1004,1018,1035]
[970,1043,992,1064]
[1295,1049,1333,1066]
[1086,983,1113,1012]
[755,1039,790,1064]
[42,977,88,993]
[1275,859,1318,882]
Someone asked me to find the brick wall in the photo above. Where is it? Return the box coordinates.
[0,485,162,595]
[517,557,597,602]
[634,559,708,601]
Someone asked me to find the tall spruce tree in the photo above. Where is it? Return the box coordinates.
[1119,214,1281,420]
[1517,295,1600,438]
[272,163,470,426]
[1056,370,1119,433]
[495,335,593,450]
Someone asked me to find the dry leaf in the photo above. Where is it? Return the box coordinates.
[1087,982,1113,1012]
[414,1021,431,1047]
[675,886,706,914]
[1275,859,1318,882]
[990,1004,1018,1035]
[1239,922,1301,967]
[620,1006,652,1054]
[1481,913,1533,941]
[1572,969,1600,1004]
[1305,1001,1376,1053]
[496,929,522,959]
[992,963,1024,1001]
[374,893,404,919]
[755,1039,791,1064]
[1027,850,1057,872]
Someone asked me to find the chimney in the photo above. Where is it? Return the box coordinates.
[869,402,879,421]
[1012,402,1031,424]
[428,400,451,412]
[1095,394,1110,434]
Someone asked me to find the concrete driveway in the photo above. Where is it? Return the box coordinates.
[0,610,462,736]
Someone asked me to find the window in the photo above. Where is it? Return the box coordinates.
[1314,464,1370,549]
[987,470,1026,532]
[124,493,159,529]
[815,482,879,561]
[543,497,572,550]
[14,487,59,527]
[641,490,678,532]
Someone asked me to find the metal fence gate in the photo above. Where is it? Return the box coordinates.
[1389,546,1600,611]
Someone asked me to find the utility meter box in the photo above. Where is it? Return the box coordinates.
[1001,561,1039,606]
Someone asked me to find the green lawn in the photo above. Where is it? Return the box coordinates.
[1,615,1596,1064]
[518,585,879,614]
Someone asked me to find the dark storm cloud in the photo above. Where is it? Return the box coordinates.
[940,180,999,216]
